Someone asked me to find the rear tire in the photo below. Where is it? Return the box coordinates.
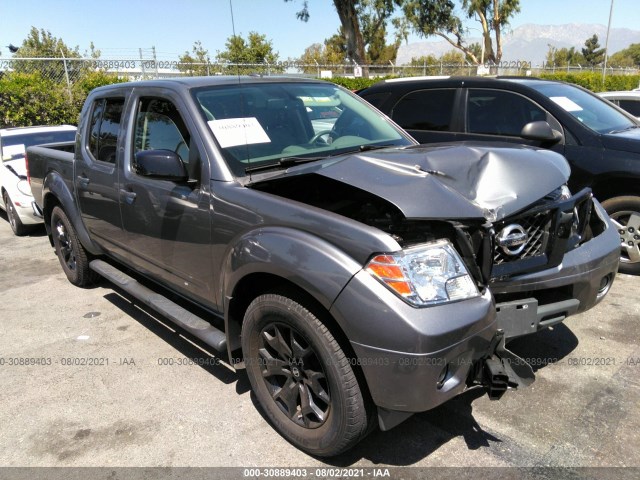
[3,192,29,236]
[241,293,371,456]
[602,196,640,275]
[50,206,98,287]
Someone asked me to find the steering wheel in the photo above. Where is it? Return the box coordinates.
[308,130,337,145]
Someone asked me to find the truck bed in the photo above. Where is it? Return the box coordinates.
[27,142,76,207]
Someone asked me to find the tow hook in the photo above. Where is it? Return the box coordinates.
[477,329,535,400]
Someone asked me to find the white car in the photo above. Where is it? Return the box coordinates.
[598,91,640,119]
[1,125,77,235]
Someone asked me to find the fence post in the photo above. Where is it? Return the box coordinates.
[59,50,72,102]
[152,46,159,79]
[139,49,146,79]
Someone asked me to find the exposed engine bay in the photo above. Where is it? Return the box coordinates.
[251,172,607,287]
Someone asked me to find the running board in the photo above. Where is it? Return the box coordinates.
[90,259,227,352]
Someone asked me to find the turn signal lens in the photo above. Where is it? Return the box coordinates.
[365,240,479,306]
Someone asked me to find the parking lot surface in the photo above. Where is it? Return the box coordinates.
[0,214,639,471]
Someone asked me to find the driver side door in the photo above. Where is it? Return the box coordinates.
[119,92,214,305]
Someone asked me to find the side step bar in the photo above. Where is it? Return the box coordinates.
[90,259,227,352]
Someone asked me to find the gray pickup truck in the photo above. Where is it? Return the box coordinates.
[27,77,619,456]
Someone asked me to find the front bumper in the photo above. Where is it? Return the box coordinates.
[330,270,498,415]
[490,199,620,338]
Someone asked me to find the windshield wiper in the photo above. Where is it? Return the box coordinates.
[245,155,325,174]
[244,144,399,174]
[609,125,640,134]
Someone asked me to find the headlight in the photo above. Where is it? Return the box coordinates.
[365,240,480,306]
[17,179,33,196]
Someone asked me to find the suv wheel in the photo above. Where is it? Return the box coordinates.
[3,192,29,236]
[603,196,640,275]
[241,293,371,456]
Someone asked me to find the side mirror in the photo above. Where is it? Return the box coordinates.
[520,121,563,145]
[134,150,188,181]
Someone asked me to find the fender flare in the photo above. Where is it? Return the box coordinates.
[42,171,102,255]
[221,226,364,357]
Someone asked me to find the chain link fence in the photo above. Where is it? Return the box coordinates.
[2,56,639,128]
[2,57,639,84]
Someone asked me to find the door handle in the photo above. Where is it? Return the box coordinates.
[77,176,90,187]
[119,189,137,205]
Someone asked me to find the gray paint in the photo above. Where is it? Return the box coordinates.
[26,76,621,424]
[260,142,570,221]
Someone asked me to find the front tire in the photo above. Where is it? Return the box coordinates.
[3,192,29,236]
[241,293,371,456]
[51,206,98,287]
[602,196,640,275]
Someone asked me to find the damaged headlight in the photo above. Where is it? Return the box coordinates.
[366,240,480,306]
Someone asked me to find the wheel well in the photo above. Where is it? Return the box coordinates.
[42,193,62,245]
[227,273,371,397]
[591,176,639,202]
[229,274,345,354]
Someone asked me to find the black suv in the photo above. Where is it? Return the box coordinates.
[359,76,640,274]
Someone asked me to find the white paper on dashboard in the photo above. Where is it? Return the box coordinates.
[208,117,271,148]
[549,96,583,112]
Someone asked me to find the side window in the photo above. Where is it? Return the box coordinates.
[134,97,191,169]
[618,99,640,117]
[391,89,456,132]
[467,89,546,136]
[87,98,124,163]
[360,91,392,109]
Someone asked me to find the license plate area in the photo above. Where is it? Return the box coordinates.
[495,298,539,339]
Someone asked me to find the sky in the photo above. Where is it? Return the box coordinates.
[1,0,639,61]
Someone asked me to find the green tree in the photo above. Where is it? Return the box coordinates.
[402,0,521,65]
[545,45,585,67]
[288,0,406,77]
[13,27,80,59]
[298,41,346,73]
[582,34,605,66]
[178,41,213,76]
[406,54,439,75]
[216,32,282,74]
[608,43,640,67]
[11,27,82,81]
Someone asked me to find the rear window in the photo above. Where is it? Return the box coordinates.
[391,89,456,132]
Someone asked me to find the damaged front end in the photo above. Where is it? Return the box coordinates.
[248,143,618,422]
[470,329,535,401]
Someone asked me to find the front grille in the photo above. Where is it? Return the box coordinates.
[493,211,553,265]
[488,188,594,281]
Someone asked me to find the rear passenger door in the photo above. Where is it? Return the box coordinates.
[119,91,214,304]
[77,95,127,254]
[388,88,461,143]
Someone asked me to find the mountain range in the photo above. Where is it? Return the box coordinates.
[396,23,640,66]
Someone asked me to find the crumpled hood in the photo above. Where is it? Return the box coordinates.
[268,143,570,222]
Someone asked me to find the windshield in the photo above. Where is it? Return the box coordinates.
[527,82,636,134]
[192,82,413,176]
[1,130,76,161]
